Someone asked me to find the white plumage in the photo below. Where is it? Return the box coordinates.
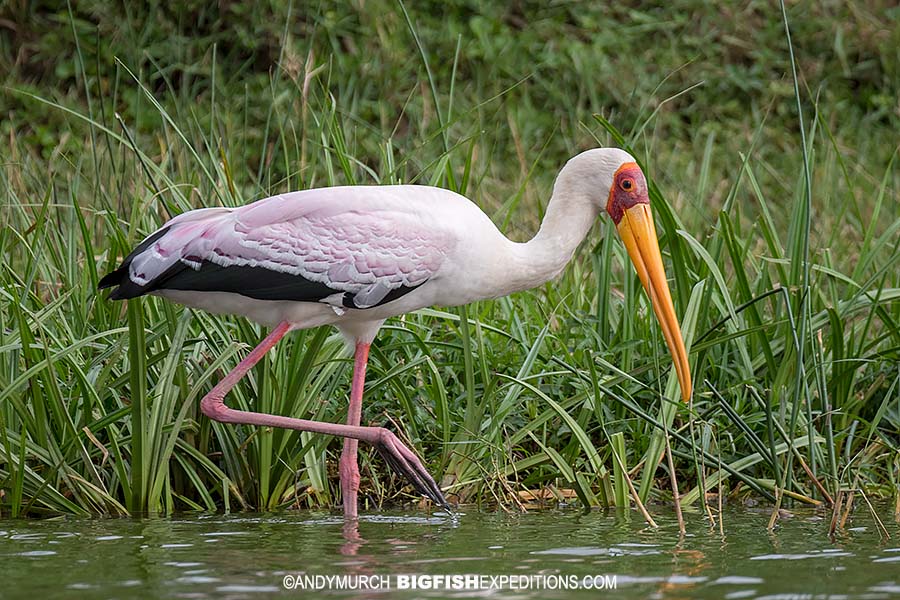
[100,147,692,516]
[106,148,614,341]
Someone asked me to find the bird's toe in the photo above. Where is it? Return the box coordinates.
[374,429,449,509]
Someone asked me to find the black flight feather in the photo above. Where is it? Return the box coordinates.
[100,225,424,309]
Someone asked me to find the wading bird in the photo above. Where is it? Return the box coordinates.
[100,147,692,519]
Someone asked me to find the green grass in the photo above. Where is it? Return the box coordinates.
[1,2,898,518]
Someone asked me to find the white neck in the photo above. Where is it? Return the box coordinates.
[496,150,622,295]
[516,179,597,285]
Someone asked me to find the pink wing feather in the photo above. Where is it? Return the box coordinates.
[128,187,454,308]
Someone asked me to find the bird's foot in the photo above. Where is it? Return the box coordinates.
[373,429,448,510]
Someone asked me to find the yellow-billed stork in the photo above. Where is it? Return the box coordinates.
[100,147,692,518]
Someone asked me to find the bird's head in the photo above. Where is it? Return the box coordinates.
[605,160,649,226]
[570,148,692,403]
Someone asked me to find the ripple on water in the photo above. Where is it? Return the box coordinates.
[1,507,896,599]
[216,585,281,593]
[291,513,452,527]
[724,591,758,600]
[177,576,220,584]
[616,542,660,548]
[754,596,853,600]
[53,532,79,539]
[668,575,709,584]
[614,574,708,585]
[711,576,765,585]
[202,516,289,525]
[362,514,449,525]
[531,546,662,557]
[750,550,854,560]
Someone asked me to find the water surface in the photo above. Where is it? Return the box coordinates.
[2,505,898,598]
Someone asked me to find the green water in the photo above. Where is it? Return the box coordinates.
[1,506,898,599]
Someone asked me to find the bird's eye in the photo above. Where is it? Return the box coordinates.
[620,178,634,191]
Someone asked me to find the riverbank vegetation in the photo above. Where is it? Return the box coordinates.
[2,1,898,520]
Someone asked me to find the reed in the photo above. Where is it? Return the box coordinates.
[1,1,897,517]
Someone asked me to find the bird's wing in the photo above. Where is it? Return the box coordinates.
[104,188,455,309]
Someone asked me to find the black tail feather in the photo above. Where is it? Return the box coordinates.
[98,268,125,290]
[98,226,171,300]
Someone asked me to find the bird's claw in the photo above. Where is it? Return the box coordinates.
[374,429,449,510]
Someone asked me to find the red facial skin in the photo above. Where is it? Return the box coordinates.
[606,162,650,225]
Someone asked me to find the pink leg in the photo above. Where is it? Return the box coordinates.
[340,342,369,519]
[199,322,447,514]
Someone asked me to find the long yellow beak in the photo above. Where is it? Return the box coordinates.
[616,203,692,402]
